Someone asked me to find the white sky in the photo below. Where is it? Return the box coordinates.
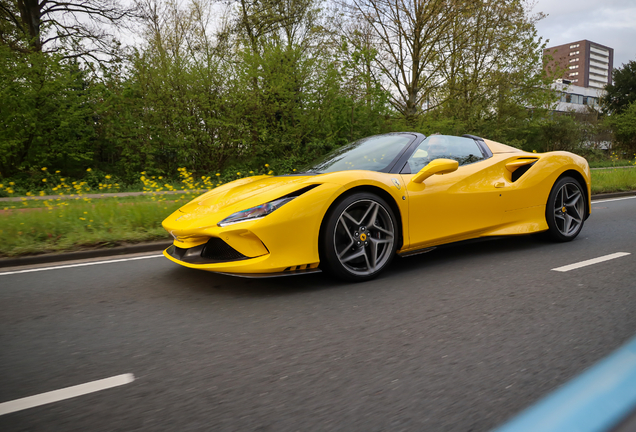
[532,0,636,69]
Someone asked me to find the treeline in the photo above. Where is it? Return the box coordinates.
[0,0,620,186]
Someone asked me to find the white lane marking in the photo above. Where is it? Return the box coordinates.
[0,255,163,277]
[592,196,636,204]
[552,252,631,272]
[0,373,135,416]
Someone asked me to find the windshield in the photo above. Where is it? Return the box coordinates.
[302,134,414,174]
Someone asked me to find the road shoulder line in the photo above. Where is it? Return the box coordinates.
[552,252,631,272]
[0,374,135,416]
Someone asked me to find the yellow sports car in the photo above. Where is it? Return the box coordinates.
[162,133,591,281]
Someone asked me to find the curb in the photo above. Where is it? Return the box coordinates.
[591,190,636,200]
[1,190,635,269]
[0,240,173,268]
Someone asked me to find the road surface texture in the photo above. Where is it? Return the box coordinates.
[1,197,635,431]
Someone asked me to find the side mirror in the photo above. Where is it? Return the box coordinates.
[411,158,459,184]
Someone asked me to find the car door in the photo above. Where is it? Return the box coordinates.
[399,136,506,249]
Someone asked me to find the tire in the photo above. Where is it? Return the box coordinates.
[320,192,398,282]
[545,176,586,242]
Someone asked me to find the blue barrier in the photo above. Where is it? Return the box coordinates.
[493,334,636,432]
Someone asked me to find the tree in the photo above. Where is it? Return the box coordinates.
[0,45,97,177]
[344,0,461,120]
[0,0,134,61]
[606,101,636,153]
[601,60,636,115]
[435,0,552,124]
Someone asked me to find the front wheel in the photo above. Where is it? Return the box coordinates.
[545,176,586,242]
[320,192,398,282]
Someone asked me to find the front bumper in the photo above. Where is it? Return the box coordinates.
[163,239,321,277]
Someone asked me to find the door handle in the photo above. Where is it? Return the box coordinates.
[494,182,505,188]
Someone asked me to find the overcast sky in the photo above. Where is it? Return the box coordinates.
[532,0,636,69]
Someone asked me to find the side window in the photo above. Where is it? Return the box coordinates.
[402,135,486,173]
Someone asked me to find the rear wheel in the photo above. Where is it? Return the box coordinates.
[321,192,398,281]
[545,176,586,242]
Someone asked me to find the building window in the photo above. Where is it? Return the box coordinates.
[569,65,579,69]
[569,72,579,77]
[569,51,580,56]
[572,79,579,83]
[569,58,578,63]
[569,44,580,49]
[570,94,584,104]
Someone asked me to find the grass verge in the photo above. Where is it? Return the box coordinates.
[588,159,636,168]
[591,168,636,194]
[0,195,189,257]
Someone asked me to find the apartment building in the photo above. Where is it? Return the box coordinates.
[543,40,613,89]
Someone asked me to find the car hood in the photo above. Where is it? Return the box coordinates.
[175,175,318,220]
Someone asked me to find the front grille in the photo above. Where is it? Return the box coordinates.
[201,237,247,261]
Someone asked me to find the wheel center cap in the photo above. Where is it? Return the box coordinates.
[360,233,367,241]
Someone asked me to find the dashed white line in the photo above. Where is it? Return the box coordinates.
[0,255,163,276]
[592,196,636,204]
[0,373,135,416]
[552,252,631,272]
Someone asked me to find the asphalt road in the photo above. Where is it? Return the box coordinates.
[1,197,635,432]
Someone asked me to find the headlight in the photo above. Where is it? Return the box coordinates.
[217,197,295,227]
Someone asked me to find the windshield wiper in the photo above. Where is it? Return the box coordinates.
[294,170,323,175]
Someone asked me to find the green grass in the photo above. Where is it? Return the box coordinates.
[591,168,636,194]
[0,195,190,257]
[588,159,636,168]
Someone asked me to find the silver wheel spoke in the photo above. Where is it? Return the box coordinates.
[372,225,394,237]
[368,239,378,269]
[565,190,581,206]
[363,249,372,271]
[340,248,366,264]
[366,203,380,227]
[563,213,572,234]
[342,211,359,227]
[370,237,392,245]
[337,239,355,259]
[358,202,376,227]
